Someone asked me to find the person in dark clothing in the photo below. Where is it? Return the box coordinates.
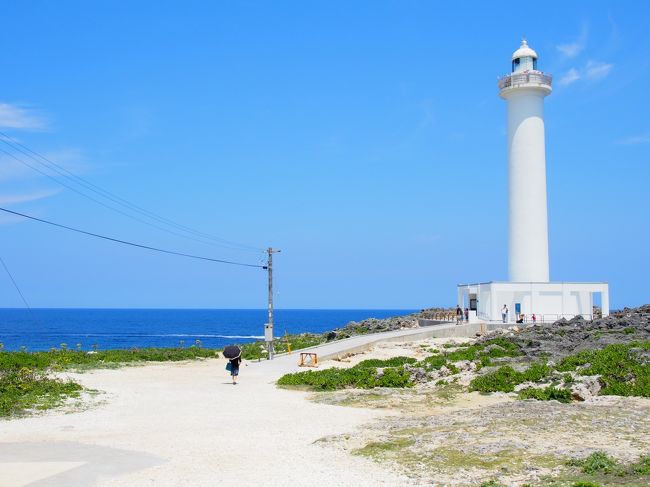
[229,355,242,385]
[456,305,462,325]
[464,308,469,322]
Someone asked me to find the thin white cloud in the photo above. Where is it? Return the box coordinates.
[557,61,613,88]
[585,61,613,80]
[617,132,650,145]
[557,24,589,58]
[0,187,62,205]
[0,148,86,182]
[558,68,581,86]
[0,103,47,130]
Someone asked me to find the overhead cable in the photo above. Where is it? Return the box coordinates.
[0,255,33,311]
[0,132,263,252]
[0,206,265,269]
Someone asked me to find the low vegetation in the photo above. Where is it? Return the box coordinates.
[556,342,650,397]
[277,338,525,391]
[517,385,572,403]
[469,341,649,401]
[469,363,552,393]
[0,347,218,371]
[0,367,82,417]
[277,359,413,390]
[278,336,650,404]
[542,452,650,486]
[240,333,325,360]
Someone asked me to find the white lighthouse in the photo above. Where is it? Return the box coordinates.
[500,40,551,283]
[456,40,610,324]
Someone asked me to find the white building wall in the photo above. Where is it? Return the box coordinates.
[506,90,550,283]
[459,282,609,323]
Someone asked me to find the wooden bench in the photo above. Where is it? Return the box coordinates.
[298,352,318,367]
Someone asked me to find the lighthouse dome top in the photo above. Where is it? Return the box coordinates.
[512,39,538,60]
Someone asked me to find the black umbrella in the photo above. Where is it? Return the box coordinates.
[223,345,241,360]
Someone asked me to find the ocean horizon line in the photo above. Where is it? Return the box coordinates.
[0,307,421,312]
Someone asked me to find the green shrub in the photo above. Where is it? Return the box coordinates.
[479,481,504,487]
[469,363,553,393]
[470,365,521,393]
[378,367,413,388]
[571,482,601,487]
[240,333,325,360]
[517,386,572,402]
[520,362,551,382]
[0,347,218,371]
[0,368,83,417]
[557,342,650,397]
[568,451,618,474]
[356,357,416,368]
[631,455,650,475]
[277,365,412,391]
[419,354,448,369]
[445,337,522,362]
[446,363,460,375]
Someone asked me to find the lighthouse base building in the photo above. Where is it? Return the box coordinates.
[457,281,609,323]
[458,41,610,324]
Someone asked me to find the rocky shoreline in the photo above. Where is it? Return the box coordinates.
[482,303,650,360]
[325,308,449,341]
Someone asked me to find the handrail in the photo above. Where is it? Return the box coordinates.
[498,71,552,90]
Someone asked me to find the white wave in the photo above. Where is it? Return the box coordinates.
[153,334,264,339]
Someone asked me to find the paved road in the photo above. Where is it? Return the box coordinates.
[252,320,509,377]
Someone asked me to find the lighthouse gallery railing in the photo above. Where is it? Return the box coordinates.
[498,71,553,90]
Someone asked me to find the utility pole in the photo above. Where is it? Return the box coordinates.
[264,247,280,359]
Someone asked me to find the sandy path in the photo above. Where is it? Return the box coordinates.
[0,358,413,487]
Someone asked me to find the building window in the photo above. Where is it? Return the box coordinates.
[512,58,520,72]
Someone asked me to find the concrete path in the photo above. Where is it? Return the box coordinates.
[253,320,509,377]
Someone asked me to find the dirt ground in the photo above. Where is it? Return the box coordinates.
[307,338,650,486]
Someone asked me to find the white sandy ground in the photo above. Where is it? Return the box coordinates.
[0,355,418,487]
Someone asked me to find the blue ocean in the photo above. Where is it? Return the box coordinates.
[0,309,414,352]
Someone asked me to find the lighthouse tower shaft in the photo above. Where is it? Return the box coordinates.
[499,41,552,282]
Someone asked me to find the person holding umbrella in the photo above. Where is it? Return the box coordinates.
[223,345,242,385]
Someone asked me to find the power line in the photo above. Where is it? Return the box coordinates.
[0,132,263,253]
[0,206,265,268]
[0,255,33,311]
[0,146,238,250]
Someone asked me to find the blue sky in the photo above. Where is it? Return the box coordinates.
[0,1,648,309]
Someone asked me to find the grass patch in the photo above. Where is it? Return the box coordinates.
[518,386,572,403]
[0,368,83,417]
[0,347,218,371]
[420,354,448,369]
[353,437,415,457]
[240,333,325,360]
[556,452,650,485]
[277,363,412,391]
[556,342,650,397]
[356,356,417,368]
[570,451,618,474]
[445,337,522,363]
[469,362,552,393]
